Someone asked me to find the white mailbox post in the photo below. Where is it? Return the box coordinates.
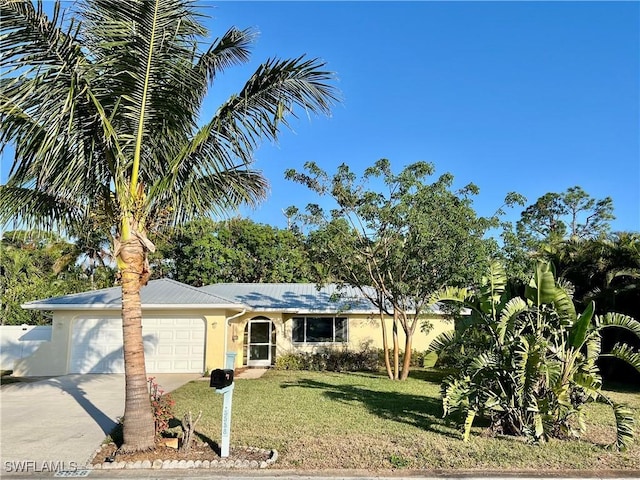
[210,353,237,458]
[215,383,234,458]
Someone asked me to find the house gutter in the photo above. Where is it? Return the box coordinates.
[224,309,246,365]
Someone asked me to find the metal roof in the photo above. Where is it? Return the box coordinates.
[22,278,245,311]
[199,283,379,314]
[23,279,443,315]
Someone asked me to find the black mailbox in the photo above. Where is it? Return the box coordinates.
[210,369,234,389]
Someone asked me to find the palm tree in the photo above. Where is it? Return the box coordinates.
[0,0,338,452]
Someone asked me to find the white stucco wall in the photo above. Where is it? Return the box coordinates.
[0,325,52,371]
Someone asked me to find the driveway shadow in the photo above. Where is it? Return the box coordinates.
[52,377,119,435]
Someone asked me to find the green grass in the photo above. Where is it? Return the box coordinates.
[168,369,640,471]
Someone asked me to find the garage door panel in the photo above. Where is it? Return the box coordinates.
[156,345,174,355]
[71,317,205,373]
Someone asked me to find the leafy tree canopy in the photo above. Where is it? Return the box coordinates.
[501,186,615,279]
[151,218,312,285]
[0,230,114,325]
[286,159,521,379]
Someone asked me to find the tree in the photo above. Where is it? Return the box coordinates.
[549,232,640,384]
[429,260,640,450]
[0,0,337,452]
[286,159,502,380]
[151,218,312,285]
[501,187,615,280]
[0,230,113,324]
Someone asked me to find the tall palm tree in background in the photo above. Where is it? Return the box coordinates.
[0,0,338,451]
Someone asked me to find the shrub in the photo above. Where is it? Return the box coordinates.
[274,345,379,372]
[275,346,435,373]
[148,377,175,438]
[275,353,303,370]
[377,348,435,368]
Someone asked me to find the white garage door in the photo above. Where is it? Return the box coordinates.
[70,317,205,373]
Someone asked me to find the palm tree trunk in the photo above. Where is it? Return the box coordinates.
[119,236,155,452]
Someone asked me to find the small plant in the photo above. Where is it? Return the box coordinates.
[389,453,410,468]
[148,377,175,438]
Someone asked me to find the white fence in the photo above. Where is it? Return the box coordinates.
[0,325,52,371]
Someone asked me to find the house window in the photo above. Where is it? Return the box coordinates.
[292,317,348,343]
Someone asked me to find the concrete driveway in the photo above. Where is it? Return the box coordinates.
[0,373,200,472]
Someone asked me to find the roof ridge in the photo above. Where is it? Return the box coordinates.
[156,278,239,303]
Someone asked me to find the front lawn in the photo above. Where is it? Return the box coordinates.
[169,369,640,471]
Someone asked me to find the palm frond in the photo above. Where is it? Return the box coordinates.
[515,334,547,404]
[428,285,470,306]
[584,330,602,366]
[469,351,500,373]
[497,296,527,343]
[427,329,457,354]
[0,185,84,232]
[551,283,577,325]
[597,312,640,340]
[147,167,268,229]
[605,343,640,374]
[0,1,83,75]
[610,400,635,451]
[1,1,109,204]
[442,375,471,416]
[462,409,476,442]
[196,26,256,86]
[210,56,338,162]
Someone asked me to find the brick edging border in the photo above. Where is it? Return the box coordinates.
[88,447,278,470]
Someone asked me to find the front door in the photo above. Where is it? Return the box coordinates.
[247,319,273,367]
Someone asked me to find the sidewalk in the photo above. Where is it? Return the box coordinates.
[235,367,269,379]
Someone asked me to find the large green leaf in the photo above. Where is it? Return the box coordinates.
[568,300,594,349]
[462,409,476,442]
[497,297,528,344]
[478,260,507,317]
[427,329,457,355]
[610,400,635,452]
[442,375,471,417]
[551,285,577,325]
[525,261,557,306]
[428,286,469,306]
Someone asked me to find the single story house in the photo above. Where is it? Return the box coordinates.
[15,279,452,376]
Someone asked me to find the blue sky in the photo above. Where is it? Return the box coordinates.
[2,1,639,234]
